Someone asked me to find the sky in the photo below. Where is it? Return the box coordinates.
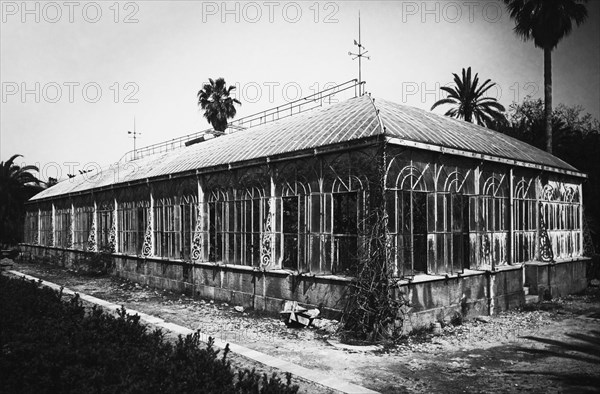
[1,0,599,183]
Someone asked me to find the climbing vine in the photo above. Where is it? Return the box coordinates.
[340,142,408,341]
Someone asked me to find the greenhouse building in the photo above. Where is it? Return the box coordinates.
[22,93,590,327]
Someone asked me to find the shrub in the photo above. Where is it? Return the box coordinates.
[71,249,115,276]
[0,275,298,393]
[450,312,464,326]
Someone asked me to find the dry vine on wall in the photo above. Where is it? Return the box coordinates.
[341,144,409,342]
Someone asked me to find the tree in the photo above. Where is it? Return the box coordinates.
[197,78,241,133]
[431,67,506,126]
[503,0,588,154]
[0,154,42,245]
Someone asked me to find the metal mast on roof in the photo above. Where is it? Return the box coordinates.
[348,11,370,96]
[128,117,141,160]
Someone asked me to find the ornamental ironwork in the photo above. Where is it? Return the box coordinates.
[539,202,554,263]
[142,210,153,257]
[191,204,203,262]
[87,216,97,252]
[260,199,273,268]
[66,220,73,249]
[108,222,116,253]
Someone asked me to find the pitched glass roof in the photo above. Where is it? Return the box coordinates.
[30,95,582,201]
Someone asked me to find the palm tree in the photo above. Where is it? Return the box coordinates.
[0,154,42,245]
[431,67,506,126]
[197,78,241,133]
[503,0,588,154]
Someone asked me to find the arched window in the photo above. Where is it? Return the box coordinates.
[97,200,114,252]
[328,175,366,274]
[206,187,265,266]
[39,209,53,246]
[228,187,264,266]
[154,197,180,259]
[387,163,432,277]
[152,194,198,261]
[55,207,72,248]
[514,177,536,263]
[24,210,39,244]
[117,200,149,256]
[280,180,311,272]
[207,189,227,262]
[434,167,472,275]
[74,205,94,251]
[476,173,509,268]
[540,181,582,260]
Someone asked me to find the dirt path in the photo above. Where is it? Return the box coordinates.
[9,261,600,393]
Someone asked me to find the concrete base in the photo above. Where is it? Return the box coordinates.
[18,244,349,319]
[525,258,591,300]
[19,244,592,333]
[397,266,525,332]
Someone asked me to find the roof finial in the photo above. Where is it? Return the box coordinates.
[348,11,370,96]
[127,116,142,160]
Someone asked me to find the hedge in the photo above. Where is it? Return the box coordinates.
[0,275,298,394]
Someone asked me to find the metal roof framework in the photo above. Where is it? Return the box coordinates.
[29,95,585,203]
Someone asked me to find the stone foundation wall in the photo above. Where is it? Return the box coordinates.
[19,244,592,331]
[525,258,591,299]
[398,267,525,331]
[18,244,349,318]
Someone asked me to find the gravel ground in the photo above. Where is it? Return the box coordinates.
[6,260,600,393]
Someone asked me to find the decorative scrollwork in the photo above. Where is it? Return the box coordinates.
[539,203,554,263]
[87,216,97,252]
[108,222,117,253]
[482,231,491,263]
[48,221,54,247]
[191,205,203,262]
[564,186,578,203]
[542,184,556,202]
[66,219,73,248]
[260,199,273,268]
[142,210,153,257]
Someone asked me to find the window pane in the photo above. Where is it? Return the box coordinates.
[282,196,299,270]
[333,192,357,235]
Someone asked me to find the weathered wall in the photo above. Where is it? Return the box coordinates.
[398,267,525,332]
[19,244,349,318]
[525,259,590,299]
[18,244,591,332]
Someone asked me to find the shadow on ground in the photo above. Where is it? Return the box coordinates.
[502,329,600,392]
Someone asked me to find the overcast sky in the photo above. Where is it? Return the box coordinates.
[1,0,599,182]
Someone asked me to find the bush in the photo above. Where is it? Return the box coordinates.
[450,312,464,326]
[71,249,115,276]
[0,275,298,394]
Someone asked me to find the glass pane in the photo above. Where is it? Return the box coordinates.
[436,194,446,232]
[402,192,410,234]
[310,194,320,233]
[309,235,321,272]
[333,192,357,235]
[283,197,299,233]
[386,190,397,233]
[427,193,436,232]
[335,235,357,274]
[283,234,298,270]
[413,192,427,234]
[324,194,332,233]
[282,196,299,270]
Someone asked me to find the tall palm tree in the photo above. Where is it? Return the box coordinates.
[197,78,241,133]
[503,0,588,154]
[431,67,506,126]
[0,154,42,245]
